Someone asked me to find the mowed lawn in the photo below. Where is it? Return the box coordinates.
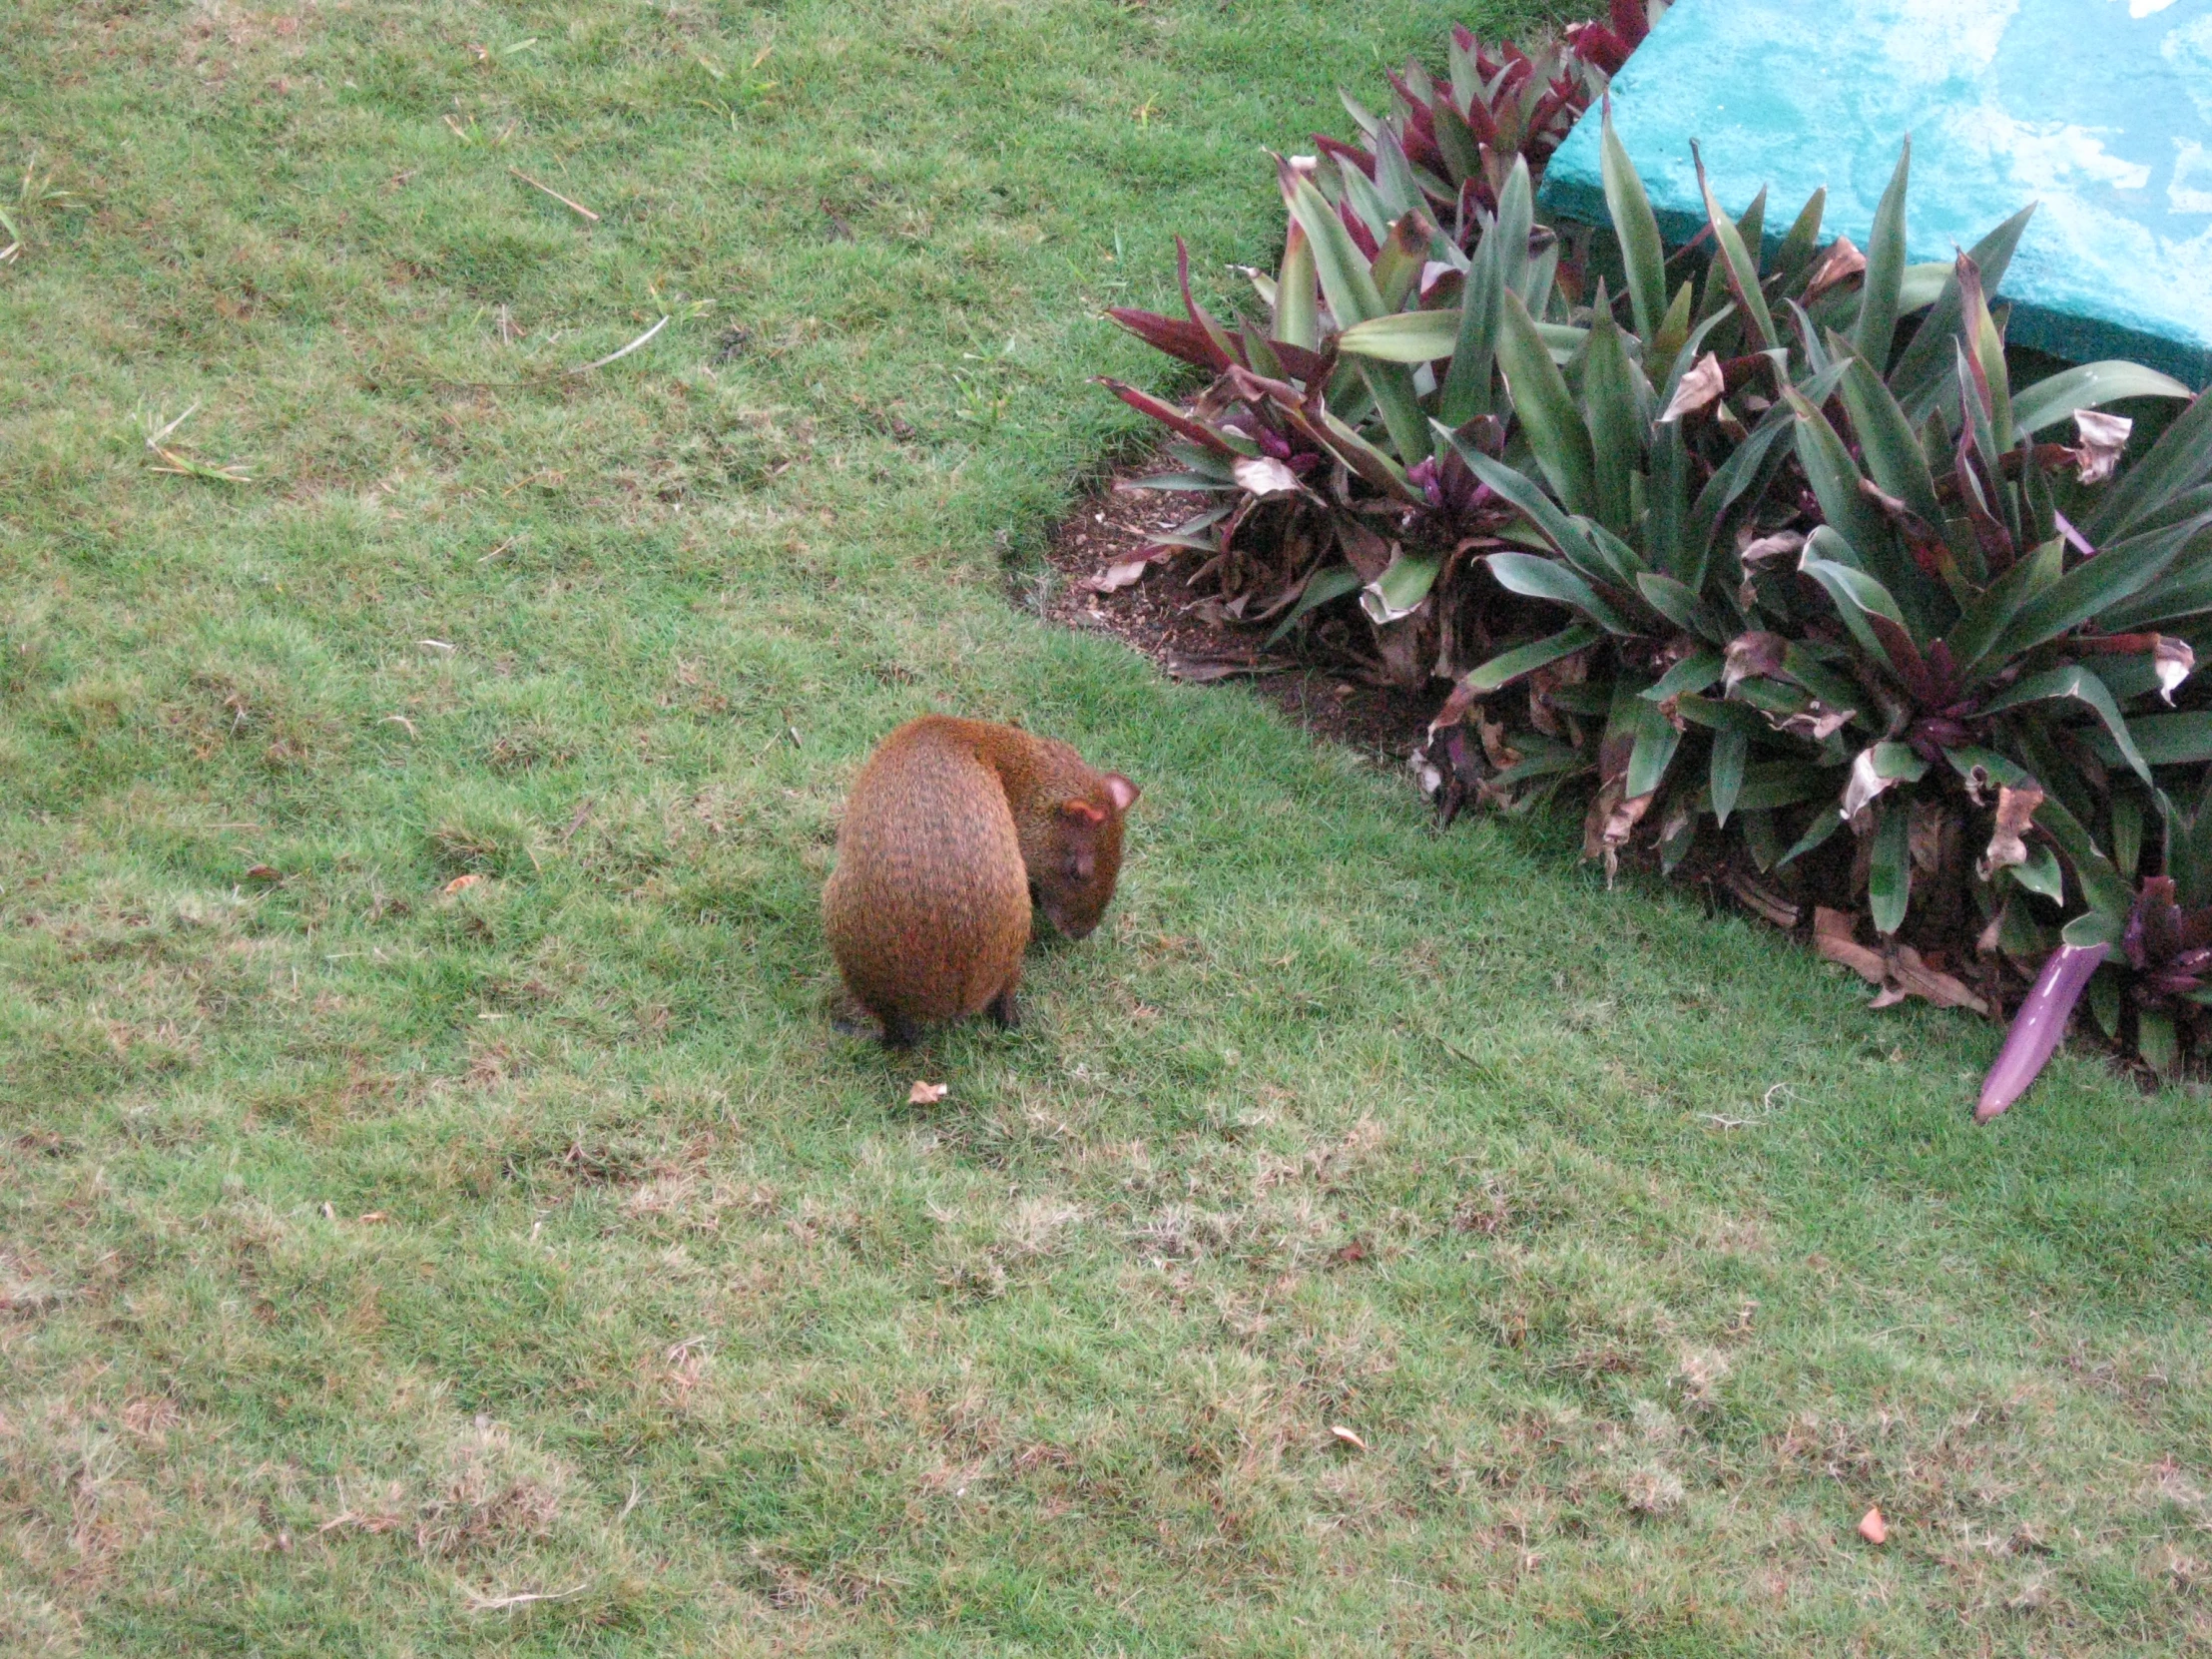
[3,1,2211,1653]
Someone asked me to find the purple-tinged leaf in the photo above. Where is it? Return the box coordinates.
[1173,237,1243,373]
[1105,307,1221,370]
[1093,378,1246,456]
[1312,133,1378,181]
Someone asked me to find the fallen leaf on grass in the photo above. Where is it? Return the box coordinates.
[466,1583,589,1613]
[908,1080,948,1105]
[357,1211,389,1224]
[1329,1424,1369,1452]
[1871,947,1986,1014]
[244,864,282,882]
[1859,1505,1888,1545]
[1814,908,1988,1015]
[442,873,487,895]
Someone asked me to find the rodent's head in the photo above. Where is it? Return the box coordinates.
[1033,772,1139,939]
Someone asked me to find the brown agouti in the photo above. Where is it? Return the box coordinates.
[822,715,1139,1047]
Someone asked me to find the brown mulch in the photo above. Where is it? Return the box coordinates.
[1042,457,1438,764]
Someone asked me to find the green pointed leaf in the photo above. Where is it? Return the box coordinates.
[1798,527,1909,666]
[1890,204,2034,420]
[1486,551,1636,634]
[1439,224,1501,423]
[1600,105,1667,341]
[1621,687,1682,800]
[1868,797,1912,935]
[1492,157,1536,309]
[1339,309,1457,362]
[1694,149,1777,349]
[1275,221,1321,351]
[1838,355,1943,528]
[1771,187,1826,292]
[1582,295,1644,535]
[2033,789,2135,923]
[1264,562,1363,646]
[2120,711,2212,766]
[1786,385,1925,616]
[1990,509,2212,656]
[1461,623,1601,693]
[1497,286,1599,517]
[1948,536,2062,671]
[1636,572,1726,642]
[2012,842,2066,901]
[2089,389,2212,545]
[1281,162,1386,326]
[1897,262,1950,312]
[1978,664,2153,785]
[1710,727,1750,825]
[1643,649,1725,702]
[1652,278,1694,368]
[2012,361,2193,436]
[1360,550,1442,624]
[1855,140,1910,370]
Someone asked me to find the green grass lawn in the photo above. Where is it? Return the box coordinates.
[4,1,2211,1653]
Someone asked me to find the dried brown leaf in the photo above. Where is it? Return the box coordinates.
[1773,701,1854,741]
[1976,783,2043,880]
[1087,559,1151,593]
[1723,870,1800,929]
[1329,1424,1369,1451]
[1660,351,1725,422]
[907,1080,948,1105]
[2070,408,2131,485]
[1724,631,1788,695]
[1232,454,1303,498]
[1737,529,1807,567]
[1802,236,1867,303]
[1859,1505,1889,1545]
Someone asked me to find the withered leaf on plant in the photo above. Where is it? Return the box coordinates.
[1659,351,1726,423]
[1977,784,2043,880]
[2070,408,2131,485]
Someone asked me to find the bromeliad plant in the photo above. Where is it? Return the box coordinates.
[1092,23,2212,1098]
[1096,12,1665,688]
[1097,158,1565,689]
[1427,115,2212,1095]
[1324,6,1664,240]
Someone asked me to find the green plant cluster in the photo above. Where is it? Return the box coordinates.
[1104,41,2212,1072]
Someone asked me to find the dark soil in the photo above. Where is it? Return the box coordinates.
[1042,459,1439,766]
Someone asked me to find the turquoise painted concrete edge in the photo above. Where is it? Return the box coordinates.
[1538,0,2212,389]
[1538,168,2206,384]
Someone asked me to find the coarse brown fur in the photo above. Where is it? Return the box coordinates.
[823,716,1139,1046]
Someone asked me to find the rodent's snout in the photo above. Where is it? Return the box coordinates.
[1041,896,1101,940]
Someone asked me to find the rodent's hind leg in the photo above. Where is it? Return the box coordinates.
[985,984,1021,1030]
[879,1012,921,1049]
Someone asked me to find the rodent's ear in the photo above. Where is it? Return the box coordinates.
[1058,798,1108,827]
[1104,774,1139,814]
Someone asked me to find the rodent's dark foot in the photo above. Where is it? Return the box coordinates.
[986,987,1021,1030]
[879,1014,921,1050]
